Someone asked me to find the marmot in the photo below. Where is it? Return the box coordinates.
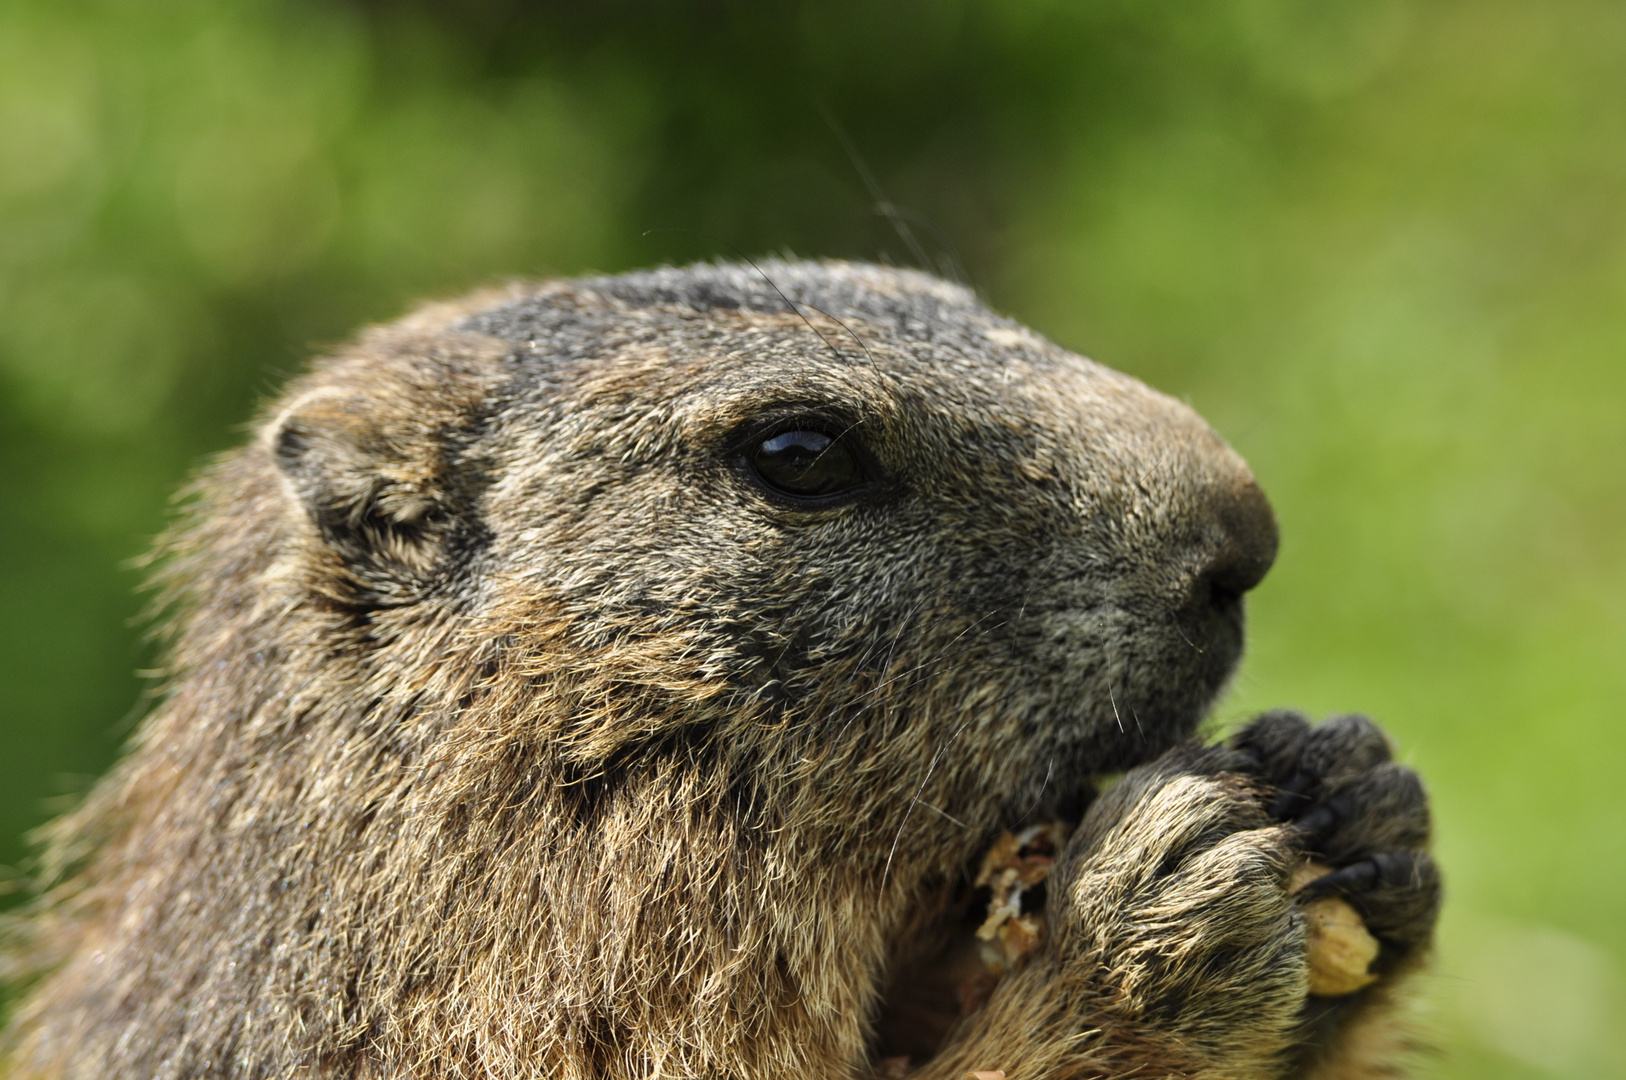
[1,261,1439,1079]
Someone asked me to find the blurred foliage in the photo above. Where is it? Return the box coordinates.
[3,1,1624,1075]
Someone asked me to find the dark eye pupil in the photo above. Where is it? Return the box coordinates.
[750,430,867,498]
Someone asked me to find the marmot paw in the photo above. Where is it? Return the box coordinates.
[1230,711,1442,967]
[1050,745,1309,1058]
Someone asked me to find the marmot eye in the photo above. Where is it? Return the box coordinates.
[748,429,868,499]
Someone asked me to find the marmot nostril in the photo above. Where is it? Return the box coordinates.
[1200,477,1279,604]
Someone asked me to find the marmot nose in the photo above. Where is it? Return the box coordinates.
[1197,477,1279,605]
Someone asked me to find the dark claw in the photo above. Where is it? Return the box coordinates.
[1229,712,1392,816]
[1303,851,1420,896]
[1301,850,1441,954]
[1292,792,1353,847]
[1315,764,1431,860]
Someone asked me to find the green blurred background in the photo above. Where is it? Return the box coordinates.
[2,1,1622,1075]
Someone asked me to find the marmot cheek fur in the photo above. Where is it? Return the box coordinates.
[1,261,1440,1080]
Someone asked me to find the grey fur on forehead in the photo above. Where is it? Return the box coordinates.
[456,259,1026,358]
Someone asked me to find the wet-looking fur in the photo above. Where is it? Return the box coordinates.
[1,262,1439,1079]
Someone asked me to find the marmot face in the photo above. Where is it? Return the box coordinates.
[439,262,1276,811]
[270,260,1276,864]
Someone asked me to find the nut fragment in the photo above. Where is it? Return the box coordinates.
[954,822,1070,1015]
[1292,862,1380,996]
[972,822,1070,972]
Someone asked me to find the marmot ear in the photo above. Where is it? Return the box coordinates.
[267,337,504,602]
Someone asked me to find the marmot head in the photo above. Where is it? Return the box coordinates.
[268,259,1274,834]
[6,260,1277,1077]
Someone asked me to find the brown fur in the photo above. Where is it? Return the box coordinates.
[1,261,1435,1078]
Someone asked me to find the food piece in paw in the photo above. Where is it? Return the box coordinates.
[956,822,1071,1014]
[1292,861,1380,996]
